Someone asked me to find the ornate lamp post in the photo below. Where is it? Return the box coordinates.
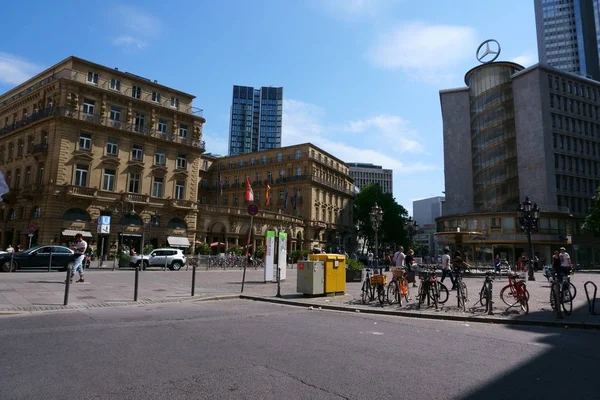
[517,197,540,281]
[370,203,383,271]
[407,220,419,248]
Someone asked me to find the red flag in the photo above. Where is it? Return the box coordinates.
[245,177,254,201]
[266,183,271,205]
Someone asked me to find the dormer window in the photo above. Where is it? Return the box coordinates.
[87,72,98,85]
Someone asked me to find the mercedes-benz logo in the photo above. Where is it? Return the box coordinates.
[476,39,501,64]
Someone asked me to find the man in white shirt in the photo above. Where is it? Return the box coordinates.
[559,246,571,274]
[393,247,405,268]
[441,248,456,290]
[367,251,374,268]
[68,233,87,283]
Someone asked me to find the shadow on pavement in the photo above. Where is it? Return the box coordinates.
[461,302,600,400]
[27,281,64,284]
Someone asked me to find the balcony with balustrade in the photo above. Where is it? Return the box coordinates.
[120,193,149,204]
[66,185,98,198]
[169,199,197,210]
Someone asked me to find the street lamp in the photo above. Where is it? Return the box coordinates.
[407,220,419,247]
[517,197,540,281]
[370,203,383,271]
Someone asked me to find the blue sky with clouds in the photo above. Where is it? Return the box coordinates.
[0,0,538,216]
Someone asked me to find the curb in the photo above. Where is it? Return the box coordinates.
[239,295,600,331]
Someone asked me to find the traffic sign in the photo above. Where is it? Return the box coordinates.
[247,203,259,216]
[28,223,36,234]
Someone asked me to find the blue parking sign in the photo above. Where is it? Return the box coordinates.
[99,216,111,225]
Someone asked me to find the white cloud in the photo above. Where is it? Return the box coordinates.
[368,22,477,81]
[282,99,435,173]
[319,0,400,19]
[343,115,424,153]
[0,52,42,86]
[511,51,537,67]
[110,5,162,51]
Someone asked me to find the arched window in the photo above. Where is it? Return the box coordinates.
[119,214,143,226]
[62,208,91,222]
[167,217,187,230]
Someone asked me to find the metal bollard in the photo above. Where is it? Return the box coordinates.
[276,265,282,298]
[584,281,597,315]
[134,266,139,302]
[9,250,14,273]
[64,266,72,306]
[487,280,494,315]
[191,262,196,296]
[554,281,563,319]
[48,249,53,272]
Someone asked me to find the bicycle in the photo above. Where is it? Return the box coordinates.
[453,268,469,311]
[499,272,530,313]
[416,268,449,309]
[477,271,495,313]
[550,270,575,316]
[387,268,410,306]
[361,268,375,304]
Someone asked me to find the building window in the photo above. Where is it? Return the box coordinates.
[14,169,20,189]
[170,97,179,108]
[250,157,255,165]
[223,195,228,205]
[267,171,272,182]
[179,124,188,138]
[174,181,185,200]
[106,139,118,156]
[279,190,284,199]
[277,153,283,162]
[280,169,285,178]
[155,150,166,166]
[87,72,98,85]
[17,140,23,157]
[128,172,140,193]
[152,92,161,103]
[131,144,143,161]
[75,164,88,186]
[110,79,120,91]
[132,86,141,99]
[262,155,267,164]
[176,154,186,169]
[4,171,10,188]
[79,133,91,151]
[234,194,239,204]
[82,99,95,115]
[295,150,302,159]
[296,167,301,177]
[110,106,121,121]
[151,177,164,197]
[32,207,41,219]
[24,166,31,185]
[41,131,48,145]
[157,119,168,133]
[103,169,116,192]
[37,164,44,185]
[239,159,244,167]
[134,113,145,132]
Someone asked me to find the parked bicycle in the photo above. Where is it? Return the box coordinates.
[361,268,387,305]
[453,268,469,311]
[499,272,530,313]
[387,268,410,306]
[478,271,495,313]
[416,268,449,309]
[550,271,576,316]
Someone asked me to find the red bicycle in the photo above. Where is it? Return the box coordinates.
[499,272,530,313]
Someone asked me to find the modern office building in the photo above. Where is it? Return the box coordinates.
[228,85,283,156]
[347,162,393,194]
[198,143,356,252]
[0,56,206,260]
[439,54,600,266]
[413,196,445,226]
[534,0,600,81]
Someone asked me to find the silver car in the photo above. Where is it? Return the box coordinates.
[129,248,187,271]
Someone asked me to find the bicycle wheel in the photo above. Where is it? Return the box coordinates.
[387,281,398,305]
[561,286,573,315]
[377,285,386,305]
[568,283,577,300]
[550,282,557,310]
[436,282,449,304]
[401,279,411,303]
[500,285,518,307]
[458,282,467,311]
[429,281,439,309]
[416,283,424,309]
[361,281,372,304]
[479,284,488,308]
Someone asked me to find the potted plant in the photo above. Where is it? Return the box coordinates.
[118,252,131,268]
[346,258,364,282]
[195,242,211,255]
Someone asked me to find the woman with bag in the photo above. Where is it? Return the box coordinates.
[405,249,417,287]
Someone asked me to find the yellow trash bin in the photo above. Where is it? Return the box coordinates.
[309,254,346,295]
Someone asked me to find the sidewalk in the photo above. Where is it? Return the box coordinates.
[1,268,599,329]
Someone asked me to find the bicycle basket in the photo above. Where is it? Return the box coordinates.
[370,274,388,285]
[391,268,405,278]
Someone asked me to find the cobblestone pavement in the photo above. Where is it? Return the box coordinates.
[1,266,599,328]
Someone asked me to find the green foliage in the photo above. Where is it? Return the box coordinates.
[346,258,364,270]
[143,244,154,254]
[354,183,410,252]
[228,245,244,256]
[291,249,310,262]
[583,187,600,235]
[195,242,211,255]
[255,245,265,259]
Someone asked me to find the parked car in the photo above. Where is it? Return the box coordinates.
[129,248,187,271]
[0,245,76,272]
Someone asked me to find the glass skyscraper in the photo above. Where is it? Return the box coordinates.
[535,0,600,81]
[228,85,283,156]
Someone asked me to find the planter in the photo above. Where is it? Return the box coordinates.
[346,269,363,282]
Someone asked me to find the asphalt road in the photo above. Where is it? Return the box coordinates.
[0,300,598,400]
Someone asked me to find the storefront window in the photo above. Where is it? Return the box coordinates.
[502,217,514,232]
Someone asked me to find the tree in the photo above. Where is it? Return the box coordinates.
[354,184,410,255]
[583,186,600,235]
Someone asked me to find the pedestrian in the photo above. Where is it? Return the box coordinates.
[441,248,455,289]
[367,251,374,268]
[6,244,14,253]
[559,247,571,273]
[494,254,501,275]
[67,233,87,283]
[552,250,561,273]
[16,245,23,252]
[405,249,417,287]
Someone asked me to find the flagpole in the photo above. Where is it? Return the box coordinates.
[241,213,254,293]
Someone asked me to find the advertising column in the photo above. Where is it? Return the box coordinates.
[277,232,287,281]
[264,230,275,282]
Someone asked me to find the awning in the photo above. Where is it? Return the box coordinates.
[62,230,93,238]
[167,236,191,248]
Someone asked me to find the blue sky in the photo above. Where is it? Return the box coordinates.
[0,0,538,217]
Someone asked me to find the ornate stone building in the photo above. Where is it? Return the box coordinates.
[197,143,356,253]
[0,56,205,256]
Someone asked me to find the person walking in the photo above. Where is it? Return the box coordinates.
[393,246,405,269]
[494,254,501,275]
[67,233,87,283]
[405,249,417,287]
[441,248,456,290]
[559,247,571,273]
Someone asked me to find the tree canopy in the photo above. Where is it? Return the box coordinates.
[583,186,600,235]
[353,183,410,254]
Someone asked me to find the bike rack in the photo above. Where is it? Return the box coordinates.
[584,281,597,315]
